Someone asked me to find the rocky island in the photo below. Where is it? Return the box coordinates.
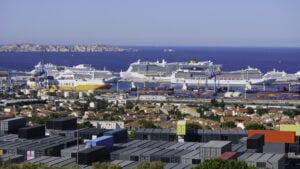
[0,43,138,52]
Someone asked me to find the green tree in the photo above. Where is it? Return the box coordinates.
[92,162,122,169]
[45,148,54,156]
[283,109,300,118]
[128,131,135,139]
[219,100,225,109]
[186,123,202,129]
[246,107,255,114]
[245,123,266,130]
[256,108,268,116]
[132,161,164,169]
[222,121,236,129]
[191,158,258,169]
[77,121,94,128]
[126,101,134,109]
[210,99,219,107]
[97,99,109,110]
[138,120,157,128]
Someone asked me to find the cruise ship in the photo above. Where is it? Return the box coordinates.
[171,67,275,86]
[27,69,111,91]
[263,69,300,82]
[120,59,221,81]
[121,59,275,86]
[30,62,119,83]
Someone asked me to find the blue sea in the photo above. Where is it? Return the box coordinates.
[0,46,300,73]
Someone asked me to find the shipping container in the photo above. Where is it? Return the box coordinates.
[247,134,264,150]
[78,128,108,140]
[86,136,113,150]
[280,125,300,136]
[219,152,237,160]
[61,144,89,158]
[0,154,24,163]
[263,142,288,154]
[18,125,45,139]
[0,117,26,133]
[248,130,295,144]
[104,128,128,143]
[46,117,77,130]
[75,146,108,165]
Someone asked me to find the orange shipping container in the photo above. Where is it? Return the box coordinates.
[248,130,295,144]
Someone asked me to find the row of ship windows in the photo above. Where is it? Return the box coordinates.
[191,77,244,80]
[46,83,74,86]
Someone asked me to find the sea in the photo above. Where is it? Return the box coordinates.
[0,46,299,73]
[0,46,300,92]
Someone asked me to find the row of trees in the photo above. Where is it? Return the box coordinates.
[0,156,259,169]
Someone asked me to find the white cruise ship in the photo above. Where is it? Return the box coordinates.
[263,69,300,82]
[120,59,221,81]
[121,59,275,85]
[171,67,275,86]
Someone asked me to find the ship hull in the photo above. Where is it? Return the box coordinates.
[29,84,111,91]
[171,78,275,86]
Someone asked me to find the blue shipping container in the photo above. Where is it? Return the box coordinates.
[86,136,113,150]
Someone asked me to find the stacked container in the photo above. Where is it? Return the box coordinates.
[78,128,108,140]
[247,134,264,153]
[199,141,232,160]
[75,146,108,165]
[46,117,77,130]
[18,125,45,139]
[86,136,113,150]
[103,128,128,143]
[0,117,26,134]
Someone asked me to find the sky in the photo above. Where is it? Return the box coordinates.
[0,0,299,47]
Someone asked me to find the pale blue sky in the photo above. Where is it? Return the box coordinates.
[0,0,299,47]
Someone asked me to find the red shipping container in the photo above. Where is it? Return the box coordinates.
[248,130,295,144]
[219,152,237,160]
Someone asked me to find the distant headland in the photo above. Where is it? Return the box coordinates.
[0,43,139,52]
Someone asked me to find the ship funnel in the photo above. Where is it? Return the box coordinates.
[131,82,136,88]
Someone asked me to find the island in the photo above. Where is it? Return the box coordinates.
[0,43,139,52]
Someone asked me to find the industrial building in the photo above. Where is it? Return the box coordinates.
[134,128,247,144]
[0,117,299,169]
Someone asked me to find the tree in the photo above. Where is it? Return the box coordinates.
[77,121,94,128]
[256,108,268,116]
[92,162,122,169]
[210,99,219,107]
[192,158,258,169]
[97,99,109,110]
[219,100,225,109]
[138,120,157,128]
[128,131,135,139]
[132,161,164,169]
[283,109,300,118]
[186,123,202,129]
[246,107,255,114]
[222,121,236,129]
[126,101,134,109]
[245,123,266,130]
[45,148,54,156]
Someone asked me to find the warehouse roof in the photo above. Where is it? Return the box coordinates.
[202,141,231,148]
[47,117,76,122]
